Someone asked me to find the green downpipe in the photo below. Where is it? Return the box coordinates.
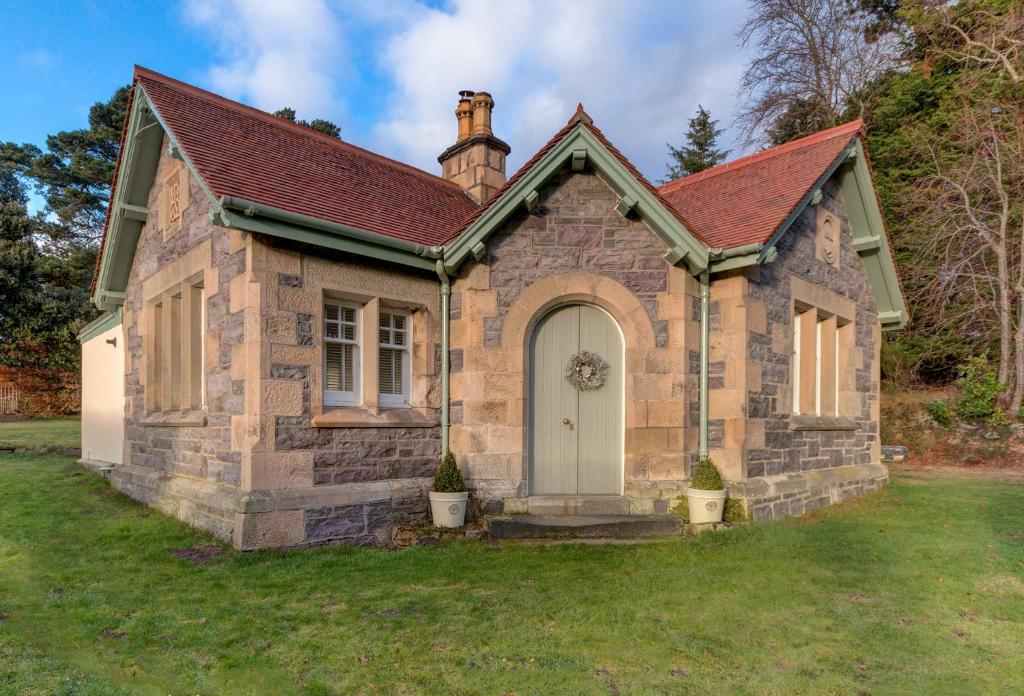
[435,259,451,456]
[699,270,710,458]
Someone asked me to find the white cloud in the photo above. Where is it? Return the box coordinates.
[182,0,751,180]
[19,48,55,70]
[183,0,343,117]
[370,0,751,180]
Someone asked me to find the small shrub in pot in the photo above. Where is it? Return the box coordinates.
[686,457,727,523]
[429,452,469,527]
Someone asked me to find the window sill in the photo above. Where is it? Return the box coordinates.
[140,410,207,427]
[789,414,858,431]
[311,407,438,428]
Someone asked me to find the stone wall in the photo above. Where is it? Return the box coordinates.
[116,140,245,540]
[708,176,886,520]
[450,169,700,510]
[231,238,443,548]
[110,137,445,549]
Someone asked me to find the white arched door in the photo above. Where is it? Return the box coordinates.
[528,304,623,495]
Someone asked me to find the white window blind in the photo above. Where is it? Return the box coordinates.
[378,311,410,407]
[324,302,359,406]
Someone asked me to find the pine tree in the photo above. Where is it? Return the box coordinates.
[1,86,130,245]
[273,107,341,138]
[664,105,730,181]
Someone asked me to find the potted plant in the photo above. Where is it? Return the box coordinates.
[686,457,727,524]
[429,451,468,528]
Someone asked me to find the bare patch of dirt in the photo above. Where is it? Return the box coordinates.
[892,464,1024,483]
[169,545,225,565]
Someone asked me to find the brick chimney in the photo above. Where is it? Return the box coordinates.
[438,90,511,204]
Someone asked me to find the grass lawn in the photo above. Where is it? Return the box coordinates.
[0,418,80,450]
[1,456,1023,695]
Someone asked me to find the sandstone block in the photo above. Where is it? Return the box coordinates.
[633,373,671,401]
[486,426,523,454]
[464,399,509,425]
[262,379,305,417]
[628,428,668,454]
[265,311,297,344]
[250,452,314,489]
[239,509,304,549]
[647,400,684,428]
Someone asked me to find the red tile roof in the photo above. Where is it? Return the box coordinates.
[135,66,478,247]
[658,120,864,250]
[448,104,702,244]
[98,68,865,296]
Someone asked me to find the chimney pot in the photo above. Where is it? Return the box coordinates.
[439,90,509,204]
[455,91,475,141]
[471,91,494,136]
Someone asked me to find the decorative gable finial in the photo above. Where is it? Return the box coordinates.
[568,102,593,126]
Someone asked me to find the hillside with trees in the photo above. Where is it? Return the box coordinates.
[723,0,1024,458]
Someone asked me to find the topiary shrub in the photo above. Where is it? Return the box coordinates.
[689,457,724,490]
[432,451,466,493]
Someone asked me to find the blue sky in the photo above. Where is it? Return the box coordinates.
[3,0,752,187]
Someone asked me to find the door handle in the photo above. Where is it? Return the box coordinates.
[561,417,574,430]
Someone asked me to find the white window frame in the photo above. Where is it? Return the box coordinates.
[793,310,801,415]
[794,306,845,417]
[378,309,412,409]
[323,300,361,407]
[815,318,823,416]
[833,322,840,416]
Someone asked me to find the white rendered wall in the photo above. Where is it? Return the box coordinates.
[81,323,125,464]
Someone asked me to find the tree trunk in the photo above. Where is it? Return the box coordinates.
[997,251,1012,389]
[1012,293,1024,417]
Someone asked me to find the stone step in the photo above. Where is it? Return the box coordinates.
[526,495,631,516]
[486,514,683,540]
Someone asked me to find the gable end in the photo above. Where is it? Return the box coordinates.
[444,125,710,275]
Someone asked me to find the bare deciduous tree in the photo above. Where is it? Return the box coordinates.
[909,102,1024,406]
[915,1,1023,84]
[905,0,1024,413]
[736,0,899,144]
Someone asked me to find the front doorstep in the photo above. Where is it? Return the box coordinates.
[525,495,631,516]
[487,514,682,540]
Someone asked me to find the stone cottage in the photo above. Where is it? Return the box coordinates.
[79,67,906,549]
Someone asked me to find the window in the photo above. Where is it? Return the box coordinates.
[378,311,410,407]
[321,300,416,411]
[146,279,204,413]
[323,302,360,406]
[793,306,848,417]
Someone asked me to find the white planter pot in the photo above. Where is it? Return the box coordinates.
[429,491,469,528]
[686,487,727,524]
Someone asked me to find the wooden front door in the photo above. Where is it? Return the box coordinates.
[529,304,623,495]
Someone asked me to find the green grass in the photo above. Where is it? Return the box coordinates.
[2,455,1023,695]
[0,418,80,450]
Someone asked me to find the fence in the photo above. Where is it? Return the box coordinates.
[0,383,19,415]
